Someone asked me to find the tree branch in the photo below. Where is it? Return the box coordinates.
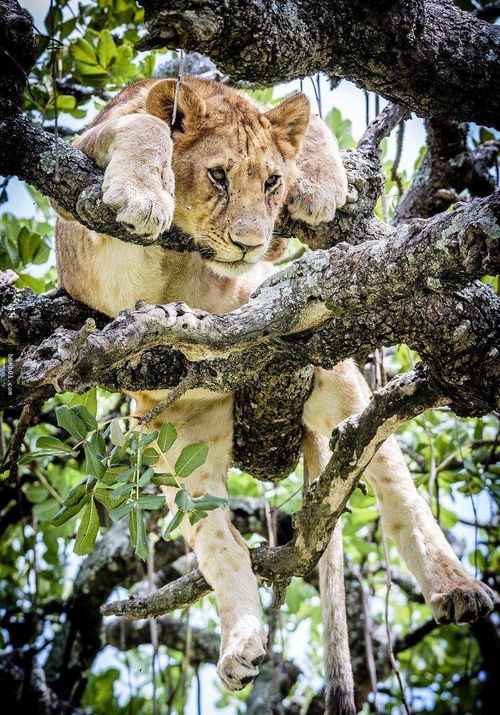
[3,187,497,411]
[137,0,500,130]
[393,119,499,224]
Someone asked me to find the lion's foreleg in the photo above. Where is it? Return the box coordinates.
[75,113,175,239]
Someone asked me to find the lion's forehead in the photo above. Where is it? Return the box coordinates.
[199,115,284,171]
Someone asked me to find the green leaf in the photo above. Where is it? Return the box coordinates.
[73,498,99,555]
[97,30,117,69]
[100,466,127,486]
[93,489,115,510]
[109,444,128,465]
[174,443,208,478]
[56,405,88,441]
[137,494,166,510]
[189,511,208,525]
[71,404,98,430]
[17,227,41,265]
[85,476,98,493]
[163,510,184,539]
[112,44,133,81]
[36,436,74,453]
[51,498,89,526]
[33,498,59,522]
[135,508,149,560]
[63,479,87,506]
[83,442,105,480]
[109,500,134,523]
[142,447,160,466]
[25,485,49,504]
[117,467,136,483]
[112,483,134,500]
[137,431,158,448]
[55,94,76,111]
[110,419,126,447]
[151,474,178,488]
[129,509,137,548]
[192,494,228,511]
[19,449,71,464]
[175,489,195,512]
[158,423,177,453]
[71,38,97,65]
[138,467,154,487]
[90,431,106,457]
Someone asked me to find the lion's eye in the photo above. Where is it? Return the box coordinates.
[265,174,280,191]
[208,167,227,185]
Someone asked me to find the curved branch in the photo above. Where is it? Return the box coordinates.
[393,119,499,224]
[138,0,500,129]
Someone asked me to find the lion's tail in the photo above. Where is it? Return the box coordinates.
[303,430,356,715]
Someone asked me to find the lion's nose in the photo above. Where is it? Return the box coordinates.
[228,233,265,253]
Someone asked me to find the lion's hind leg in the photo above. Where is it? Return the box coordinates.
[302,361,495,625]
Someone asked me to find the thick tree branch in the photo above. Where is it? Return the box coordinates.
[137,0,500,130]
[4,187,497,412]
[0,111,388,253]
[393,119,499,224]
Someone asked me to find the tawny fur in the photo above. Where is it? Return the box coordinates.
[56,77,494,706]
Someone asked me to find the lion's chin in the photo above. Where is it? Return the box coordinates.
[208,259,256,278]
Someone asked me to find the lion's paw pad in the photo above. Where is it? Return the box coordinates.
[102,179,175,239]
[287,177,344,226]
[430,580,495,624]
[217,619,266,691]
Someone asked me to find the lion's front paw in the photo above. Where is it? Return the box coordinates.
[429,580,496,624]
[286,175,346,226]
[217,616,267,691]
[102,177,175,240]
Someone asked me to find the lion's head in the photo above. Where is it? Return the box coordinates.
[146,77,310,277]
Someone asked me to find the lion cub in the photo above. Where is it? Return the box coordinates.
[56,78,494,698]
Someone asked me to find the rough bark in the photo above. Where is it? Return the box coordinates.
[0,0,36,114]
[2,184,498,414]
[393,119,500,224]
[1,648,84,715]
[137,0,500,130]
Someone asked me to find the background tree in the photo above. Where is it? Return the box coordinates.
[0,1,499,714]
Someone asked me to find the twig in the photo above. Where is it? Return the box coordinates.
[137,374,198,425]
[357,103,411,156]
[380,527,412,715]
[355,566,380,714]
[171,48,186,127]
[391,120,406,197]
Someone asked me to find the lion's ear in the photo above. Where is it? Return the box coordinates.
[265,93,310,159]
[146,79,206,131]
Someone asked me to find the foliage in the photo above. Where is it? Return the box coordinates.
[0,1,498,714]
